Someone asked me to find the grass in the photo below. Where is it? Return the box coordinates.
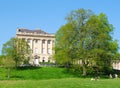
[0,66,76,80]
[0,67,120,88]
[0,78,120,88]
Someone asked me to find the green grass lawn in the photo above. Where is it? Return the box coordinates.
[0,67,120,88]
[0,67,76,80]
[0,78,120,88]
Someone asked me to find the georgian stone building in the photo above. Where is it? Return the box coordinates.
[16,28,55,65]
[113,61,120,70]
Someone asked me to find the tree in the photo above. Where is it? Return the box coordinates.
[55,8,94,74]
[54,23,76,67]
[0,55,15,78]
[54,8,119,76]
[2,37,31,67]
[65,9,95,76]
[86,13,119,75]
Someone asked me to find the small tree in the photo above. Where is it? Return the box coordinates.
[2,37,31,67]
[1,55,15,78]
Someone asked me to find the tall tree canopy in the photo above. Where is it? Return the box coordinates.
[2,37,31,67]
[54,8,119,76]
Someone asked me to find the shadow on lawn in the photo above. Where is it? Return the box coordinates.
[11,75,24,79]
[16,66,41,70]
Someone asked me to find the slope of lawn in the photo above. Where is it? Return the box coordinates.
[0,67,76,80]
[0,67,120,88]
[0,78,120,88]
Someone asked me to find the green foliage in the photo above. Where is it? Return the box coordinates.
[54,23,76,66]
[1,56,15,68]
[54,8,119,76]
[2,37,32,67]
[0,67,76,80]
[0,55,15,78]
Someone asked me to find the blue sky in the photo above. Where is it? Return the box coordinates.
[0,0,120,54]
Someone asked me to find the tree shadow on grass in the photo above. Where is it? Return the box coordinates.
[16,66,41,70]
[10,75,25,79]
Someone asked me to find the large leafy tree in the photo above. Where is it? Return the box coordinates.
[55,8,94,74]
[86,13,119,75]
[2,37,31,67]
[54,23,76,67]
[54,8,119,76]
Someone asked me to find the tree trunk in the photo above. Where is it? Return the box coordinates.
[82,60,87,76]
[15,61,18,68]
[82,66,87,76]
[7,68,11,78]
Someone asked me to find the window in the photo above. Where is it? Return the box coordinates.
[34,48,38,54]
[42,57,45,62]
[48,40,51,44]
[35,39,38,43]
[48,48,51,54]
[27,39,30,43]
[42,40,45,44]
[42,48,45,54]
[18,29,21,32]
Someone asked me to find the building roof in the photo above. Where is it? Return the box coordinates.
[17,28,49,34]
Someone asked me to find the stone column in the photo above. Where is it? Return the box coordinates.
[40,39,42,54]
[32,39,34,53]
[46,40,48,54]
[45,39,48,54]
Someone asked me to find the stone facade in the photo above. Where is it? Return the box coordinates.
[113,61,120,70]
[16,28,55,65]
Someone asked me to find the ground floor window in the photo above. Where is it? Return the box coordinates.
[42,57,45,62]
